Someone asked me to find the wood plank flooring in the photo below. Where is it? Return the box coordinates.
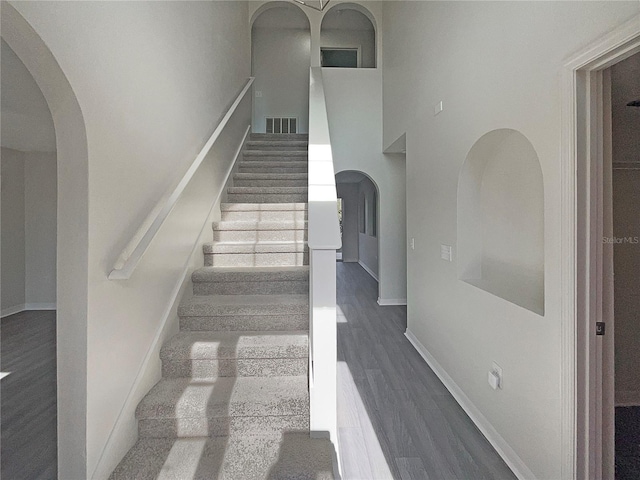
[1,310,57,480]
[336,262,516,480]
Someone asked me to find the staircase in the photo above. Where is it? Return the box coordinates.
[111,133,335,480]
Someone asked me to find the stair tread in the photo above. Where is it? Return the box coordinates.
[221,202,307,211]
[244,150,307,156]
[228,186,306,193]
[234,172,308,179]
[110,434,334,480]
[204,241,307,255]
[136,375,308,419]
[192,266,309,282]
[160,331,308,360]
[213,219,307,230]
[179,293,309,317]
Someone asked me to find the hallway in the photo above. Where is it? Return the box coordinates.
[336,262,515,480]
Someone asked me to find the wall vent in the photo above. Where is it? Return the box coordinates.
[266,117,297,134]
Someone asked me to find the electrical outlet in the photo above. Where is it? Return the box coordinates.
[440,244,452,261]
[255,91,262,98]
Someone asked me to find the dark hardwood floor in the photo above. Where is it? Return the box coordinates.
[616,406,640,480]
[1,310,57,480]
[336,262,516,480]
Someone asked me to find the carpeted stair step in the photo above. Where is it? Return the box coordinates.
[243,151,308,162]
[212,219,307,242]
[192,266,309,295]
[220,203,307,222]
[178,294,309,332]
[160,330,308,379]
[135,375,309,438]
[203,241,308,267]
[110,433,334,480]
[250,133,308,141]
[227,193,308,204]
[238,161,307,174]
[233,172,308,187]
[245,140,308,151]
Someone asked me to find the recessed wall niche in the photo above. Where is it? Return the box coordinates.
[457,129,544,315]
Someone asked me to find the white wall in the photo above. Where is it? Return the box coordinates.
[382,2,640,479]
[612,52,640,406]
[25,152,57,307]
[1,147,26,314]
[357,177,378,278]
[336,182,359,261]
[252,6,310,133]
[323,69,406,303]
[7,2,251,478]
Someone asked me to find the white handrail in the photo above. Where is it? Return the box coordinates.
[109,77,255,280]
[308,67,341,443]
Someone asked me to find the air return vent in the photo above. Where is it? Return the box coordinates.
[266,117,297,134]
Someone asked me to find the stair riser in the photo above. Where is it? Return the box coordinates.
[138,415,309,439]
[234,179,308,187]
[250,133,308,140]
[239,165,307,174]
[221,210,307,222]
[179,315,308,332]
[205,252,309,267]
[243,155,308,162]
[227,194,308,203]
[193,280,309,296]
[162,358,307,379]
[245,143,308,151]
[213,230,306,243]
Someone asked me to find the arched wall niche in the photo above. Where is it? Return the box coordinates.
[457,129,545,315]
[1,3,89,479]
[251,2,311,133]
[320,3,376,68]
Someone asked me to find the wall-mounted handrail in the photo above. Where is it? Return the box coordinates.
[108,77,255,280]
[308,67,341,443]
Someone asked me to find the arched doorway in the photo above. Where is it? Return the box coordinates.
[2,4,89,478]
[320,3,376,68]
[335,170,380,295]
[251,2,311,133]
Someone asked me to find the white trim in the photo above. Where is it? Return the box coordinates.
[109,77,255,280]
[561,14,640,480]
[91,126,250,480]
[377,298,406,306]
[405,328,536,480]
[1,303,57,317]
[615,391,640,407]
[358,260,378,281]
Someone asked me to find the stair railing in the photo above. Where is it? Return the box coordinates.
[108,77,255,280]
[307,67,341,442]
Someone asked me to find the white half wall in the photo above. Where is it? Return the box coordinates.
[8,2,251,478]
[382,2,640,479]
[323,68,406,303]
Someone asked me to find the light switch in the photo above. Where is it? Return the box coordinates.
[434,100,443,116]
[410,238,415,250]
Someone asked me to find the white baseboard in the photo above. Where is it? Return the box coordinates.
[1,303,57,317]
[405,328,536,480]
[358,260,378,282]
[377,298,407,306]
[616,391,640,407]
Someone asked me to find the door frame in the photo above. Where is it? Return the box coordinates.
[561,14,640,480]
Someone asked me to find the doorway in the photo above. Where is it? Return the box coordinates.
[562,16,640,480]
